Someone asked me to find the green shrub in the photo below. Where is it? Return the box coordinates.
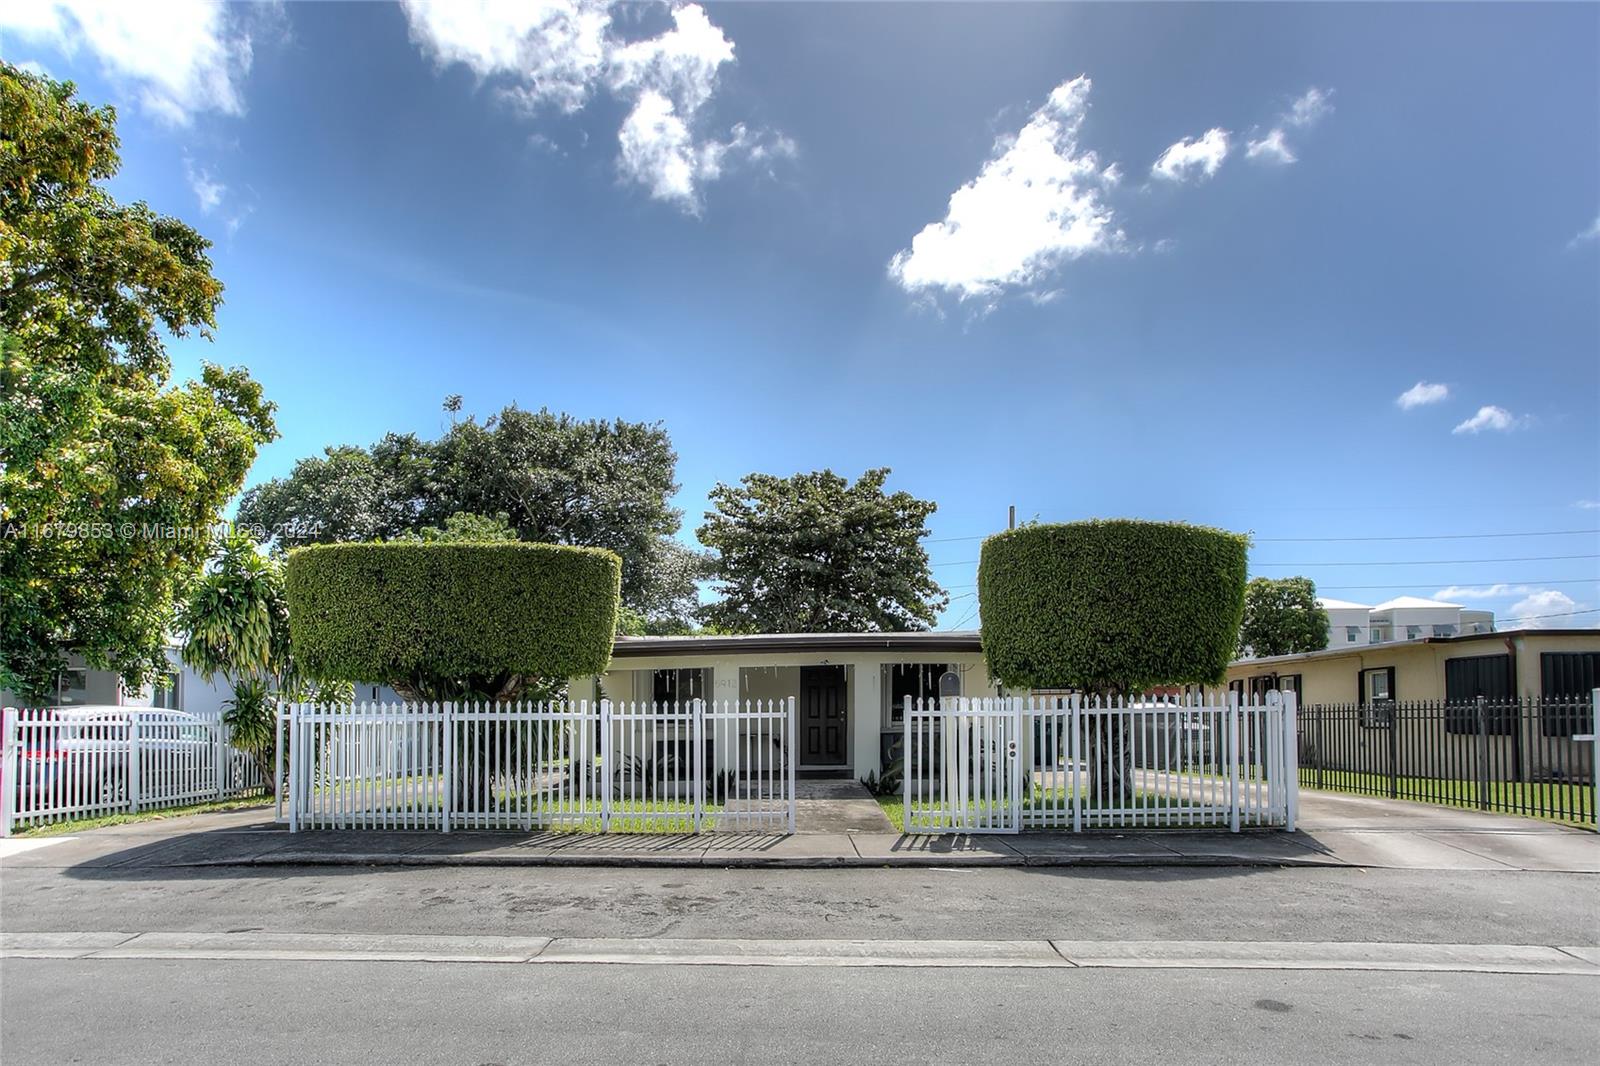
[978,520,1249,692]
[285,541,621,695]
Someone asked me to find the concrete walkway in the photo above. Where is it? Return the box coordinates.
[793,777,897,833]
[1,789,1594,872]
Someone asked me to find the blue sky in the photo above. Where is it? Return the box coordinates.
[4,1,1598,630]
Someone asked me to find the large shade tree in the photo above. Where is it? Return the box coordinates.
[978,520,1250,802]
[696,467,947,633]
[1237,576,1330,658]
[238,407,701,632]
[0,64,277,701]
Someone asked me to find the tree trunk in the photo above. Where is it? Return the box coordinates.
[1087,694,1134,808]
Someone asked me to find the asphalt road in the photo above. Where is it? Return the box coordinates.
[3,861,1596,944]
[4,848,1597,1064]
[3,957,1594,1065]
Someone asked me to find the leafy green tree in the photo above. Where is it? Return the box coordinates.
[1237,576,1330,658]
[696,468,946,633]
[395,511,519,543]
[0,65,277,701]
[237,407,701,630]
[178,532,350,791]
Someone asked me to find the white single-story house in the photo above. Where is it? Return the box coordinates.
[0,645,231,716]
[571,631,997,778]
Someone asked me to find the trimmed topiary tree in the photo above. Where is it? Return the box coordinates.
[286,541,621,813]
[978,519,1249,802]
[286,541,621,700]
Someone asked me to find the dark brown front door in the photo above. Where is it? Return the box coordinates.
[800,666,847,766]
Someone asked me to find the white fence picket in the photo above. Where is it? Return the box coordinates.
[278,698,797,835]
[0,706,270,836]
[904,690,1298,835]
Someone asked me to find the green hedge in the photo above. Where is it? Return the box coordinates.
[285,542,621,688]
[978,520,1249,692]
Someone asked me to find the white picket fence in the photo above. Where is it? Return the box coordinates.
[1,707,269,836]
[280,698,797,834]
[903,691,1298,834]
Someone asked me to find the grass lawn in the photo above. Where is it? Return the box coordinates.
[1300,772,1593,828]
[11,794,274,837]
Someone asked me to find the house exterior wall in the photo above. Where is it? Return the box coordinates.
[574,647,997,777]
[1227,631,1599,781]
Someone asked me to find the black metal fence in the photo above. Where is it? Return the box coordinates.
[1297,696,1597,827]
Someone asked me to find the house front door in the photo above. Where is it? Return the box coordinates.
[799,665,847,766]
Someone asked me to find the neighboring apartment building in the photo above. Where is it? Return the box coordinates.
[1316,596,1494,651]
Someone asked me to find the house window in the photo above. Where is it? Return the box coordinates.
[57,668,89,706]
[652,668,705,706]
[1369,626,1389,644]
[152,670,181,710]
[1405,625,1421,641]
[1432,624,1457,638]
[886,663,948,724]
[1359,667,1396,727]
[1444,655,1514,735]
[1540,652,1600,736]
[1277,674,1301,700]
[1345,626,1360,644]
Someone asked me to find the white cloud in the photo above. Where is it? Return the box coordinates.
[1287,87,1333,128]
[1245,128,1295,165]
[1576,500,1600,510]
[0,0,264,125]
[1570,216,1600,247]
[1396,380,1449,410]
[1506,589,1585,627]
[1151,127,1229,182]
[1452,405,1523,435]
[184,158,225,213]
[886,76,1123,308]
[400,1,782,212]
[1434,584,1533,601]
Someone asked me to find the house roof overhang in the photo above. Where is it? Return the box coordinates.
[611,631,984,659]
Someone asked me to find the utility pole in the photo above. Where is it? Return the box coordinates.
[1008,505,1015,530]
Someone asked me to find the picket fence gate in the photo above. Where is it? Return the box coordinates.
[279,698,796,834]
[1,707,269,836]
[903,691,1298,834]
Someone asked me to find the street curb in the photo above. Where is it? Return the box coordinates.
[162,851,1352,871]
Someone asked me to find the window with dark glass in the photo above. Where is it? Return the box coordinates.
[1540,652,1599,737]
[652,668,705,705]
[1444,654,1514,735]
[887,663,948,724]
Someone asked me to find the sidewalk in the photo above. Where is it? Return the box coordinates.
[2,792,1595,873]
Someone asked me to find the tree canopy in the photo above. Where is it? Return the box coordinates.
[1237,576,1330,658]
[237,406,702,631]
[0,65,277,701]
[285,541,621,700]
[696,467,946,633]
[978,520,1250,692]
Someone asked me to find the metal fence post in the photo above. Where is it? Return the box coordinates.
[127,710,141,814]
[786,696,797,835]
[1475,695,1490,811]
[599,699,612,833]
[442,701,454,834]
[1,709,17,838]
[1069,694,1082,834]
[1284,690,1299,833]
[692,698,705,835]
[1227,690,1241,833]
[1591,688,1599,834]
[286,704,300,833]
